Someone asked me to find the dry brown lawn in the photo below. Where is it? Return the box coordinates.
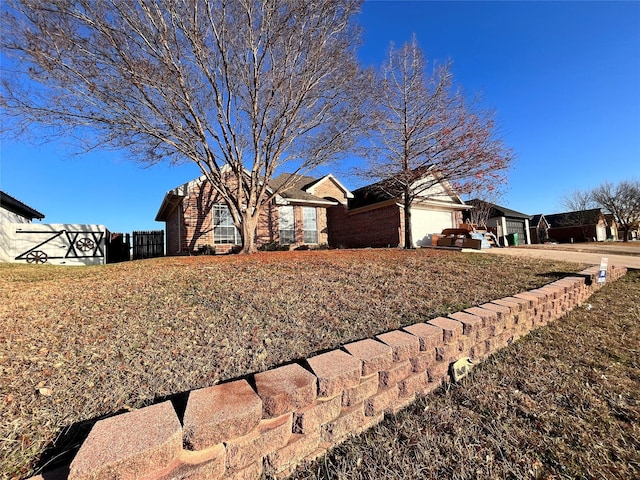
[0,249,590,479]
[290,269,640,480]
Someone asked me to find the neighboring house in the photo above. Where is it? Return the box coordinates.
[155,173,353,254]
[464,200,531,246]
[0,191,45,262]
[327,175,470,248]
[545,208,608,243]
[529,214,550,244]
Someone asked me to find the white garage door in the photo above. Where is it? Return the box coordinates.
[411,208,454,247]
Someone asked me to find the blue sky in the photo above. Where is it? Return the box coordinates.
[1,0,639,234]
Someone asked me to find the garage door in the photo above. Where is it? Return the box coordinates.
[411,209,454,247]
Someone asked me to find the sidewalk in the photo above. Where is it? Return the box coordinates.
[483,246,640,269]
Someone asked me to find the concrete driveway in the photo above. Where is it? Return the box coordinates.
[483,244,640,269]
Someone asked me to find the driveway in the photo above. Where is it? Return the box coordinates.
[483,244,640,269]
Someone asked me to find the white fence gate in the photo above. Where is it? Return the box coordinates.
[6,224,108,266]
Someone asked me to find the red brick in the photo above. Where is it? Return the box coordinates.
[479,302,511,321]
[464,306,498,328]
[365,386,399,416]
[265,433,321,474]
[379,360,413,388]
[513,292,543,307]
[69,401,182,480]
[254,363,317,418]
[376,330,420,362]
[322,405,382,442]
[409,351,437,373]
[307,349,362,399]
[402,322,444,351]
[225,414,292,472]
[398,372,428,398]
[342,374,379,407]
[492,298,522,313]
[435,344,456,363]
[448,311,482,337]
[427,361,450,383]
[151,445,226,480]
[293,395,342,434]
[343,339,393,376]
[427,317,464,344]
[224,462,263,480]
[183,380,262,450]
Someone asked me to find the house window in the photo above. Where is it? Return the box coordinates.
[212,204,240,244]
[279,206,295,244]
[302,207,318,244]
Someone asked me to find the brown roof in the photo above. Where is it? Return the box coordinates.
[269,174,337,205]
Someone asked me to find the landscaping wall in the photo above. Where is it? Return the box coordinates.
[31,264,628,480]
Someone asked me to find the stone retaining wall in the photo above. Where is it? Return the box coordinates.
[31,264,627,480]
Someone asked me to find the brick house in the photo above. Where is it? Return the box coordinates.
[155,173,353,254]
[327,176,470,248]
[544,208,609,243]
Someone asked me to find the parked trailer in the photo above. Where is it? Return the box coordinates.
[10,224,108,266]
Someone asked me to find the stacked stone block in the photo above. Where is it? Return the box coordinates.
[31,264,626,480]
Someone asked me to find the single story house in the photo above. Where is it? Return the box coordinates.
[464,200,531,246]
[545,208,608,243]
[1,191,45,262]
[155,172,353,254]
[327,175,470,249]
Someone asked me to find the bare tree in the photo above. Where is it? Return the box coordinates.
[560,188,595,212]
[362,36,513,248]
[559,188,599,240]
[464,184,508,228]
[591,180,640,242]
[1,0,369,253]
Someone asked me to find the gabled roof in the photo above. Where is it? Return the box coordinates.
[0,191,45,220]
[350,172,465,210]
[467,199,530,219]
[545,208,603,228]
[156,172,346,221]
[269,173,339,205]
[530,214,543,226]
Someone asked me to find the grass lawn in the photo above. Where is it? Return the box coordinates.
[0,249,596,479]
[291,269,640,480]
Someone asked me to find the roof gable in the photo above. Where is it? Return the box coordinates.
[351,172,465,210]
[467,199,530,219]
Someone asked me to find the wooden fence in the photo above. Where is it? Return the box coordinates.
[133,230,164,260]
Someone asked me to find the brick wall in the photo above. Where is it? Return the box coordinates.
[32,264,627,480]
[328,203,402,248]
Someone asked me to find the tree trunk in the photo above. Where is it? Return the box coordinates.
[239,214,259,254]
[403,191,413,249]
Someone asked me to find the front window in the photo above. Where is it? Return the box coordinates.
[302,207,318,243]
[279,206,295,244]
[212,204,240,244]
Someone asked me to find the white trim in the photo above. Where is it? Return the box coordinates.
[306,174,354,200]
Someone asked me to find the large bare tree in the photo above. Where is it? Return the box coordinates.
[362,36,513,248]
[1,0,369,253]
[591,180,640,242]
